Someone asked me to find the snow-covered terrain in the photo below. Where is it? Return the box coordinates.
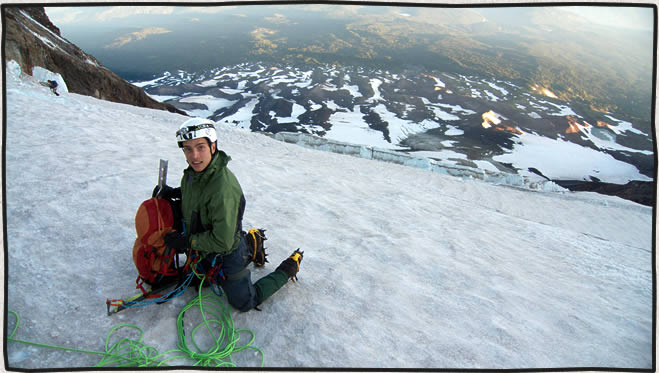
[137,63,654,187]
[4,63,655,369]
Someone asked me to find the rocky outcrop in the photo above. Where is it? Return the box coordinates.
[553,180,655,207]
[3,6,185,115]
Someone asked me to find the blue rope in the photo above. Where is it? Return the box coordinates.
[122,273,195,310]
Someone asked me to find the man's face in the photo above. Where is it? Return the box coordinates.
[182,138,216,173]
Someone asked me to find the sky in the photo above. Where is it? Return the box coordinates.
[3,56,654,370]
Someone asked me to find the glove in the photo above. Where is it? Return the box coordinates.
[152,184,180,200]
[163,231,189,253]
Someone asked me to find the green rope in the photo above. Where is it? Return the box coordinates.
[7,276,265,368]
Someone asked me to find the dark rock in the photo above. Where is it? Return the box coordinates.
[21,6,60,36]
[297,106,334,130]
[172,102,207,111]
[212,97,254,122]
[528,167,550,180]
[361,107,391,142]
[553,180,655,207]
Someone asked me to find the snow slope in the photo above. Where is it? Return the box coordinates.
[3,65,655,369]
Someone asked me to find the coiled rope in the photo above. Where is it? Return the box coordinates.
[7,277,265,367]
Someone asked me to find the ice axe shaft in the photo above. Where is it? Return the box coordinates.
[156,159,168,197]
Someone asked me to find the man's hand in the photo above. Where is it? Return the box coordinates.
[152,184,179,199]
[163,231,189,253]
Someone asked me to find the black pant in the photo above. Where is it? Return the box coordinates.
[218,237,259,311]
[217,236,290,312]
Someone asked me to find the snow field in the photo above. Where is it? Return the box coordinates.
[3,68,654,369]
[146,63,653,186]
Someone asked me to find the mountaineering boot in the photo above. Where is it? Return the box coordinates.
[251,249,304,309]
[276,249,304,282]
[245,228,268,266]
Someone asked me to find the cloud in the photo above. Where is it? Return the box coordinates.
[105,27,172,48]
[96,6,174,22]
[560,6,654,31]
[265,13,292,24]
[178,6,236,14]
[44,8,85,24]
[302,4,365,16]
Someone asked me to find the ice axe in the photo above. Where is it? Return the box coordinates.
[154,159,168,197]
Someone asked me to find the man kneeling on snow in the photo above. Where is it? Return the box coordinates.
[155,117,303,311]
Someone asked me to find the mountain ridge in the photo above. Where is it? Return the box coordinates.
[2,6,185,114]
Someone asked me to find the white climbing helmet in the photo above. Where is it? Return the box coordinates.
[176,118,217,148]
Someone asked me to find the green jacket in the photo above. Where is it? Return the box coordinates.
[180,151,245,256]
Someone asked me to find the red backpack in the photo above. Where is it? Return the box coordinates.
[131,198,180,286]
